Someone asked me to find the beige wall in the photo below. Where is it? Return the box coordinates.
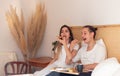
[0,0,24,60]
[1,0,120,60]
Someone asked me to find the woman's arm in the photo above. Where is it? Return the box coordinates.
[48,52,58,65]
[65,47,78,64]
[64,39,79,64]
[57,37,74,64]
[83,63,98,71]
[57,37,79,65]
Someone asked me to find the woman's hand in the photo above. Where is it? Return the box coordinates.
[57,36,67,45]
[83,63,98,71]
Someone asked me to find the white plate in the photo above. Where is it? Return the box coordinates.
[54,67,68,72]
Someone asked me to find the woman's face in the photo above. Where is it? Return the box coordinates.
[81,28,93,43]
[60,27,70,41]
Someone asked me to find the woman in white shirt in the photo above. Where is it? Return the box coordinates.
[73,25,106,70]
[72,25,106,76]
[34,25,79,76]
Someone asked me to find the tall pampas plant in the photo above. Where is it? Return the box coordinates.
[6,6,28,60]
[27,3,47,58]
[6,3,47,60]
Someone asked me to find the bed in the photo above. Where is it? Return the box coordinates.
[71,24,120,76]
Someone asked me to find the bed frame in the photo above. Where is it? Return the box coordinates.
[71,24,120,62]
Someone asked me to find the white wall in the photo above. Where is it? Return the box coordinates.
[1,0,120,60]
[0,0,24,60]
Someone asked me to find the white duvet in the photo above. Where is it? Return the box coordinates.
[91,57,120,76]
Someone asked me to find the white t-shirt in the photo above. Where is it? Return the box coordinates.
[54,44,79,67]
[73,43,106,65]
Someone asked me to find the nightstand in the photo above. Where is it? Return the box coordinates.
[28,57,52,68]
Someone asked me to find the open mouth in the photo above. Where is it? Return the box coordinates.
[83,38,87,41]
[63,35,66,38]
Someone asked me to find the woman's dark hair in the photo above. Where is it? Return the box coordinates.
[59,25,74,43]
[83,25,97,39]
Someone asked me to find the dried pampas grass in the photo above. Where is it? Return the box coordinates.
[27,3,47,58]
[6,3,47,60]
[6,6,27,59]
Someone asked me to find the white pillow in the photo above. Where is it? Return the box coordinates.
[91,57,120,76]
[96,38,106,47]
[112,67,120,76]
[81,38,106,47]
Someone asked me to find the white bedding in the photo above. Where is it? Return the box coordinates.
[91,57,120,76]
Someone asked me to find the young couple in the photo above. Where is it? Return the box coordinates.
[34,25,106,76]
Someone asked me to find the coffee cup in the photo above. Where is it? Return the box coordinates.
[76,64,83,72]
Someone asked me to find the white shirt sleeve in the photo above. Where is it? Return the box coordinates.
[73,44,79,51]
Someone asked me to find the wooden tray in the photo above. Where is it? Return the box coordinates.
[50,67,79,75]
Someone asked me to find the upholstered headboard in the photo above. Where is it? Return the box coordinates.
[71,25,120,62]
